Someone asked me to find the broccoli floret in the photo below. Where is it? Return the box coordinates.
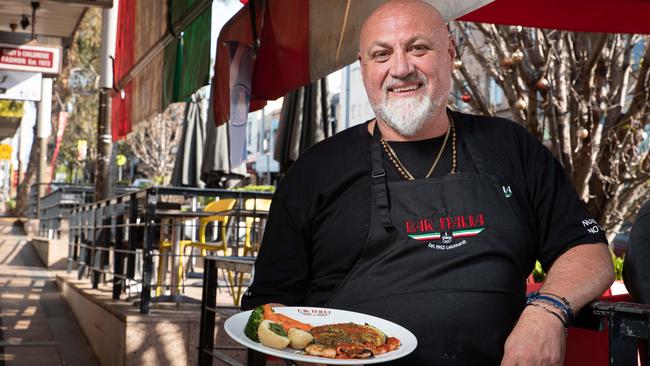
[244,306,265,342]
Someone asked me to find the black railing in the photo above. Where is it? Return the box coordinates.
[37,184,95,238]
[67,186,273,315]
[198,256,258,366]
[27,183,39,218]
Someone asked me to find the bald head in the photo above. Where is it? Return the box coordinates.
[357,0,456,140]
[360,0,449,53]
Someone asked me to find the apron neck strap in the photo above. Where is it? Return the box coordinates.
[370,121,394,228]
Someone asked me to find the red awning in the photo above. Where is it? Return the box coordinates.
[460,0,650,35]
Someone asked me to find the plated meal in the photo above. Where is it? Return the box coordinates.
[224,305,417,365]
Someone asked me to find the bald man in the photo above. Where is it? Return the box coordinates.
[242,1,614,364]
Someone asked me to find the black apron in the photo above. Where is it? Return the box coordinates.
[317,120,536,365]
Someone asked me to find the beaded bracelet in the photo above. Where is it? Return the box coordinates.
[540,292,572,310]
[530,297,573,325]
[527,292,574,326]
[526,302,569,336]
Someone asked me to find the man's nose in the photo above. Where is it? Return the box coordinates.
[389,50,415,79]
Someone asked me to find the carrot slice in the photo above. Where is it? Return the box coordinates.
[263,304,313,332]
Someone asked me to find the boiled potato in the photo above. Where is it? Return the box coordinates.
[288,328,314,350]
[258,320,290,350]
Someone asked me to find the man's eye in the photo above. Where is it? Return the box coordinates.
[373,51,390,61]
[409,45,429,54]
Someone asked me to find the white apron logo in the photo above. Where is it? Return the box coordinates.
[502,186,512,198]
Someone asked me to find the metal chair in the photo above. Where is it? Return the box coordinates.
[243,198,272,257]
[226,198,272,304]
[186,198,238,256]
[156,199,237,296]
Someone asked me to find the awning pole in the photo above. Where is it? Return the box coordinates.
[95,0,118,201]
[248,0,260,54]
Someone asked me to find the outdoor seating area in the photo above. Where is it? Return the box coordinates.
[65,186,273,313]
[46,186,273,365]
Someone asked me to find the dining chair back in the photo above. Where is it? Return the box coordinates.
[197,198,238,254]
[243,198,272,256]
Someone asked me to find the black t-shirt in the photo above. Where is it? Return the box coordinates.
[623,200,650,303]
[242,111,608,309]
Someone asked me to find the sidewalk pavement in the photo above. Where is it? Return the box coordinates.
[0,218,99,366]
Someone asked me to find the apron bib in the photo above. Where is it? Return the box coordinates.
[316,119,536,365]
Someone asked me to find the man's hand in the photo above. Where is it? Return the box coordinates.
[500,306,566,366]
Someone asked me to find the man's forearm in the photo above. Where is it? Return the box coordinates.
[500,243,614,365]
[539,243,614,313]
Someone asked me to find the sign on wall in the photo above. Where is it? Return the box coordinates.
[0,70,42,101]
[0,144,12,160]
[0,43,62,75]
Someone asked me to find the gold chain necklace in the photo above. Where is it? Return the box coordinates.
[380,113,457,180]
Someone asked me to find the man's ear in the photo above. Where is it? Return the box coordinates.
[448,36,457,71]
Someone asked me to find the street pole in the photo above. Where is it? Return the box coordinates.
[95,0,118,201]
[36,78,53,218]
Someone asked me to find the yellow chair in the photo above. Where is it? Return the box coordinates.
[227,198,272,304]
[155,198,237,296]
[242,198,272,257]
[187,198,238,256]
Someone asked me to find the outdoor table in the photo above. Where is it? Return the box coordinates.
[152,209,217,304]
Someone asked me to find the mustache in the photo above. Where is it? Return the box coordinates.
[382,73,428,91]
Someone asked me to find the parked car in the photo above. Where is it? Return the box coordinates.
[132,178,153,188]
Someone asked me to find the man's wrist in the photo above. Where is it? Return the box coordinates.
[527,292,574,326]
[522,304,568,336]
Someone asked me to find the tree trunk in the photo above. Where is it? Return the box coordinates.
[14,124,39,217]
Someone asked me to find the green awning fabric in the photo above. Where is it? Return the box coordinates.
[163,0,212,107]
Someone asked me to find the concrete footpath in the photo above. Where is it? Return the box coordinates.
[0,218,99,366]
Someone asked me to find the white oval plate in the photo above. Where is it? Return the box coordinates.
[224,306,417,365]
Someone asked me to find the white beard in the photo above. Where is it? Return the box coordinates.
[374,93,444,137]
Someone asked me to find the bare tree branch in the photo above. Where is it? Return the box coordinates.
[126,103,185,185]
[452,21,650,240]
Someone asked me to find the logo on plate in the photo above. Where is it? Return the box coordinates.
[297,308,331,316]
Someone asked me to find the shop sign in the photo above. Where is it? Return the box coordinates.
[0,144,12,160]
[0,43,62,75]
